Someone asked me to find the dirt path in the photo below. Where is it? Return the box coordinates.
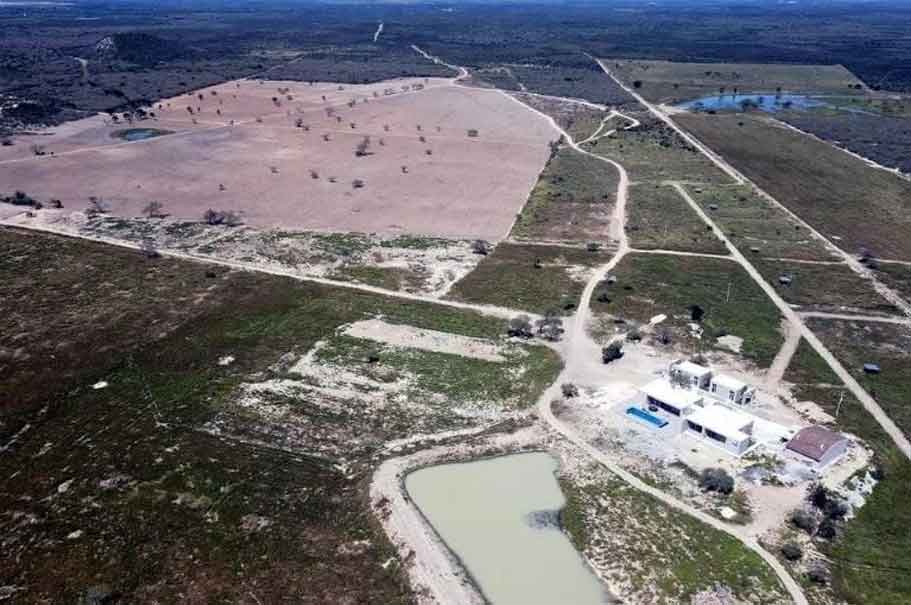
[766,319,803,391]
[0,222,530,322]
[72,56,88,81]
[595,59,911,320]
[629,247,732,261]
[373,22,384,43]
[799,311,911,325]
[669,181,911,460]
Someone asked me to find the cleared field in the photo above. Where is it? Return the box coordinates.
[591,253,784,368]
[751,259,897,314]
[685,184,834,261]
[0,227,561,602]
[471,64,633,106]
[675,112,911,260]
[447,242,612,315]
[627,183,727,254]
[512,92,609,142]
[511,147,618,243]
[784,340,911,605]
[583,112,730,185]
[0,77,557,240]
[606,59,864,104]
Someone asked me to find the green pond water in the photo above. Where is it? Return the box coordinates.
[406,452,609,605]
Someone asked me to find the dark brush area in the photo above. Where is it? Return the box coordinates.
[3,1,911,132]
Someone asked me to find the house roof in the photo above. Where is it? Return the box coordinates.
[674,361,712,377]
[641,378,703,409]
[688,405,753,442]
[711,374,747,392]
[786,426,847,462]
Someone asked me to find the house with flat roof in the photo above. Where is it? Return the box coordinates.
[708,374,756,405]
[669,360,713,390]
[685,404,755,456]
[786,426,849,469]
[640,378,704,418]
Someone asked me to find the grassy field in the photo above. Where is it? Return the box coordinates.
[627,183,727,254]
[584,112,730,185]
[805,318,911,437]
[511,147,618,243]
[684,184,834,261]
[0,227,561,603]
[591,253,784,367]
[873,262,911,302]
[750,259,896,314]
[606,59,864,104]
[560,463,787,604]
[675,112,911,261]
[447,242,613,315]
[783,339,911,605]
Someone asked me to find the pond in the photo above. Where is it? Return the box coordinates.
[112,128,172,142]
[405,452,609,605]
[678,93,827,113]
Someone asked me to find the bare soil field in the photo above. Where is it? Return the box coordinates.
[0,77,557,240]
[606,59,864,104]
[676,112,911,261]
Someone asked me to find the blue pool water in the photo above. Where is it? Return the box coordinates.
[626,406,668,428]
[678,93,826,113]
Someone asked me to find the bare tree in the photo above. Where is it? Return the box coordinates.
[87,196,111,215]
[142,200,165,218]
[352,179,365,189]
[355,136,372,157]
[310,170,319,179]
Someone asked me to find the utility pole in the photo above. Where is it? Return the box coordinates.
[725,281,732,303]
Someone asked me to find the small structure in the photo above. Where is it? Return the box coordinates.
[786,426,849,469]
[708,374,755,405]
[640,378,703,417]
[863,363,881,375]
[685,405,755,456]
[669,361,712,390]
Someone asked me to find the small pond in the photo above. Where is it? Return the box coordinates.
[112,128,172,142]
[405,452,609,605]
[678,93,827,113]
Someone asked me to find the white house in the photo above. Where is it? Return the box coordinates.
[669,360,712,390]
[786,426,849,469]
[640,378,703,418]
[685,404,755,456]
[708,374,756,405]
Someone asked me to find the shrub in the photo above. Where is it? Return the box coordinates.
[780,543,803,561]
[1,191,37,206]
[561,383,579,398]
[203,209,241,226]
[698,468,735,495]
[807,563,830,585]
[536,312,564,342]
[790,508,818,534]
[602,342,623,364]
[467,129,479,138]
[816,518,838,540]
[352,179,366,189]
[507,315,534,339]
[626,326,642,342]
[471,239,492,255]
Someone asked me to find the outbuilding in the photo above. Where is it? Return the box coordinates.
[786,426,849,469]
[708,374,755,405]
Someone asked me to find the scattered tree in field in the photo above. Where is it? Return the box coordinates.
[87,196,111,215]
[401,165,408,174]
[536,312,564,342]
[425,149,433,156]
[418,135,426,143]
[355,136,372,157]
[1,190,37,206]
[378,138,385,146]
[561,383,579,398]
[142,200,164,218]
[323,133,330,142]
[269,166,279,174]
[256,116,263,123]
[218,183,226,191]
[790,509,818,534]
[698,468,734,494]
[30,144,47,156]
[471,239,492,255]
[1,138,13,146]
[416,124,422,131]
[328,176,337,183]
[352,178,365,189]
[602,342,623,363]
[295,118,304,128]
[507,315,534,339]
[350,122,356,129]
[187,106,194,115]
[310,170,319,179]
[807,564,830,585]
[383,124,390,132]
[467,129,479,138]
[203,209,241,226]
[48,199,63,209]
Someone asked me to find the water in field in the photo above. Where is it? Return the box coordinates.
[114,128,169,141]
[679,93,826,113]
[405,452,609,605]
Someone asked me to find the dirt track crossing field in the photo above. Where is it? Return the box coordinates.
[0,77,557,240]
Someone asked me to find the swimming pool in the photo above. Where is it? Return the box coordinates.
[626,406,668,428]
